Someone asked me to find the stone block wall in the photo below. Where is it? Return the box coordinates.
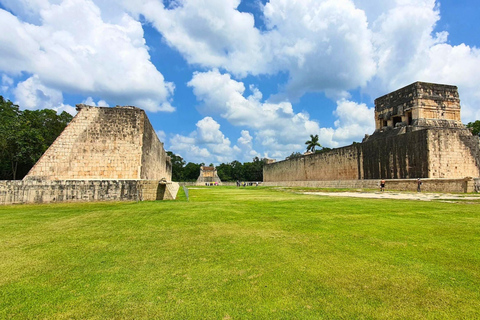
[25,105,171,181]
[362,129,429,179]
[427,129,480,178]
[263,145,361,182]
[262,178,475,193]
[264,128,480,185]
[140,116,172,180]
[0,180,179,205]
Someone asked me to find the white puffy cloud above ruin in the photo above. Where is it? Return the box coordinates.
[0,0,479,164]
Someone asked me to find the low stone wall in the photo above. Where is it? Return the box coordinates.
[0,180,180,205]
[179,182,262,187]
[263,178,476,193]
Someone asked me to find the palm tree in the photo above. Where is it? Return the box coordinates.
[305,134,322,153]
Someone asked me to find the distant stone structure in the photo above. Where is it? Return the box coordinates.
[263,82,480,192]
[1,105,178,205]
[196,166,222,185]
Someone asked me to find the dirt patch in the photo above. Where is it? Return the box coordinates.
[303,191,480,202]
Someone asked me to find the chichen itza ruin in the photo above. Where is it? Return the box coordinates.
[263,82,480,192]
[1,81,480,205]
[1,105,179,204]
[196,166,222,185]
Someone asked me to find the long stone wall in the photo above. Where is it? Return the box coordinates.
[263,145,361,182]
[263,178,476,193]
[0,180,179,205]
[264,127,480,185]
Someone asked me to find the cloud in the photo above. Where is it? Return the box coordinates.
[0,0,174,112]
[128,0,376,96]
[168,116,241,164]
[237,130,260,158]
[124,0,266,77]
[14,75,76,115]
[155,130,167,143]
[363,0,480,122]
[332,99,374,144]
[187,69,373,159]
[82,97,110,107]
[1,74,14,94]
[130,0,480,122]
[262,0,376,98]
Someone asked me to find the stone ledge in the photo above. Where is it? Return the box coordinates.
[0,180,179,205]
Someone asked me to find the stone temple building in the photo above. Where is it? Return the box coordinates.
[1,105,179,204]
[196,166,222,185]
[263,82,480,192]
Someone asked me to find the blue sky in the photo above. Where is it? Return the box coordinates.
[1,0,479,164]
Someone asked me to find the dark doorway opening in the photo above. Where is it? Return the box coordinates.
[393,116,402,127]
[406,111,413,125]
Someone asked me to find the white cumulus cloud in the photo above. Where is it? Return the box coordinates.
[0,0,174,112]
[169,116,241,164]
[14,75,76,115]
[187,69,374,159]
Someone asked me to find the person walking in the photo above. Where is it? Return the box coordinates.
[380,179,386,192]
[417,178,422,192]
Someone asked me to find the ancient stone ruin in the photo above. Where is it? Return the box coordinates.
[1,105,179,204]
[196,166,222,185]
[263,82,480,192]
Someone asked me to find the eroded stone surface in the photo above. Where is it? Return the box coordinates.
[24,105,172,181]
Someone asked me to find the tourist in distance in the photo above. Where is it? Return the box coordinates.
[380,179,386,192]
[417,178,422,192]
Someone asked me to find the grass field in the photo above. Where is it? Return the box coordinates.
[1,187,479,319]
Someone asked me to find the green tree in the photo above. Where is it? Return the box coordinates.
[167,151,186,181]
[305,134,322,153]
[217,163,233,181]
[0,96,73,180]
[183,162,202,181]
[243,157,266,181]
[285,152,303,160]
[230,160,244,181]
[466,120,480,136]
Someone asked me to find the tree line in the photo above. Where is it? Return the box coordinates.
[167,151,267,182]
[0,96,73,180]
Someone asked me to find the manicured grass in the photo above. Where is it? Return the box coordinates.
[1,186,479,319]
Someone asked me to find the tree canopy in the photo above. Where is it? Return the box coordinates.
[305,134,322,152]
[466,120,480,136]
[0,96,73,180]
[167,153,267,182]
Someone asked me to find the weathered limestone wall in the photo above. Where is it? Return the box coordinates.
[0,180,179,205]
[263,178,475,193]
[427,129,480,178]
[140,116,172,180]
[362,129,429,179]
[25,105,171,181]
[264,128,480,183]
[263,145,361,182]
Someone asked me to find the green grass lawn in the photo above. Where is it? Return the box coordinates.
[1,186,479,319]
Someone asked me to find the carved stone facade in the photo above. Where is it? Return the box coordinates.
[196,166,222,185]
[374,82,462,130]
[264,82,480,187]
[25,104,172,181]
